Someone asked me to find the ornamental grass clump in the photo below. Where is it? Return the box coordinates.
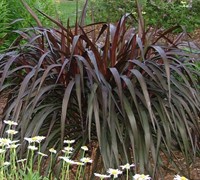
[0,0,199,179]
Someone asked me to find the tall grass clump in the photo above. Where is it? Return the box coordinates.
[0,0,199,179]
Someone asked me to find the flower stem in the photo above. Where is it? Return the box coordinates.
[37,144,41,172]
[61,161,66,180]
[126,169,129,180]
[48,153,53,179]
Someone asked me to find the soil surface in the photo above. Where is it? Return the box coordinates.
[190,29,200,48]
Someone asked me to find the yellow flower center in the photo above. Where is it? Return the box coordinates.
[112,170,118,175]
[181,177,187,180]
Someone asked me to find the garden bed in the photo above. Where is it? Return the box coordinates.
[0,18,199,180]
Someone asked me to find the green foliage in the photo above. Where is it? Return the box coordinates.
[19,171,44,180]
[7,0,57,28]
[0,5,200,179]
[0,0,11,50]
[145,0,200,32]
[92,0,200,32]
[56,0,91,26]
[90,0,136,22]
[0,0,57,51]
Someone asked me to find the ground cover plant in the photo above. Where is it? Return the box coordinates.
[0,0,200,179]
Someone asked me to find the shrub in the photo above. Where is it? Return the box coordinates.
[0,3,200,179]
[145,0,200,32]
[91,0,200,32]
[90,0,136,22]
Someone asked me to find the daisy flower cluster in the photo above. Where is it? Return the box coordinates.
[0,120,48,179]
[0,120,190,180]
[58,139,93,179]
[94,163,151,180]
[0,120,19,176]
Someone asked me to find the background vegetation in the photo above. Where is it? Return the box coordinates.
[91,0,200,32]
[0,0,57,51]
[0,0,11,51]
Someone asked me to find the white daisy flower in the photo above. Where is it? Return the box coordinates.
[81,146,88,151]
[17,159,27,163]
[24,137,33,143]
[4,120,18,126]
[180,1,187,4]
[6,144,20,149]
[64,146,74,152]
[28,145,38,151]
[133,174,151,180]
[25,136,45,144]
[0,138,12,146]
[38,152,48,157]
[73,161,85,166]
[174,174,188,180]
[49,148,57,154]
[3,162,11,166]
[94,173,111,179]
[6,129,18,135]
[0,149,5,153]
[62,150,73,154]
[107,168,123,178]
[63,140,75,144]
[80,157,93,164]
[120,163,135,170]
[59,156,75,164]
[10,140,20,144]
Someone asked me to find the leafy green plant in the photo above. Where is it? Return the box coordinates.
[145,0,200,32]
[7,0,57,28]
[91,0,200,32]
[0,1,200,179]
[0,0,57,51]
[55,0,91,26]
[89,0,136,22]
[0,0,11,51]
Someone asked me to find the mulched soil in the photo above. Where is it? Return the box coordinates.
[0,92,8,128]
[190,29,200,48]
